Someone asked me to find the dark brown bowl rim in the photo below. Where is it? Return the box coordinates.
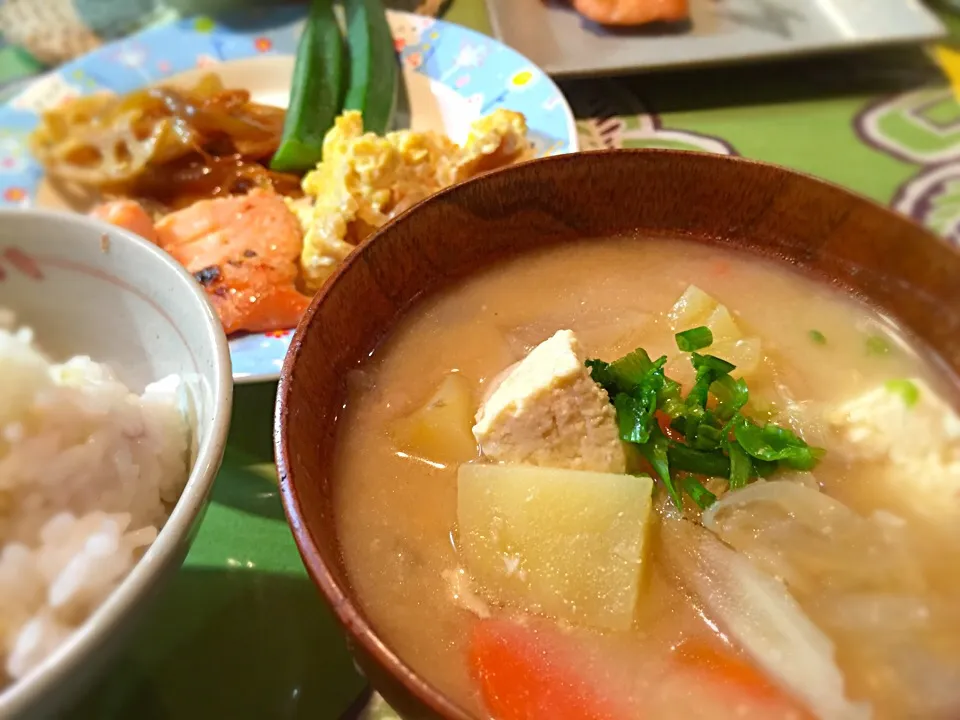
[274,148,951,720]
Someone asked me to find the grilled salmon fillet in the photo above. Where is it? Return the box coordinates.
[91,200,160,244]
[94,191,311,335]
[572,0,688,25]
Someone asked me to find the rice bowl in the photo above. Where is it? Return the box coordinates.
[0,209,231,719]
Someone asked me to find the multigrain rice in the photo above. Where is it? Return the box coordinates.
[0,314,188,683]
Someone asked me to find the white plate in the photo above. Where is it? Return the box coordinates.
[0,8,579,383]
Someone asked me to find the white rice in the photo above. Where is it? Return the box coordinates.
[0,314,189,684]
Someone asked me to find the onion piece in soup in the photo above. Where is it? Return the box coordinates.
[702,481,960,718]
[660,511,870,720]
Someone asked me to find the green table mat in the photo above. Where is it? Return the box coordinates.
[8,1,954,717]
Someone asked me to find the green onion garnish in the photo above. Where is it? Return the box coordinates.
[809,330,826,345]
[885,378,920,408]
[586,340,825,511]
[866,335,891,356]
[675,326,714,352]
[615,392,657,445]
[638,426,681,511]
[727,441,753,490]
[686,353,735,410]
[585,348,658,397]
[732,417,822,471]
[711,375,749,422]
[668,445,731,477]
[681,476,717,510]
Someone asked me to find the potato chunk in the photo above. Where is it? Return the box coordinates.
[668,284,716,330]
[711,337,761,375]
[668,284,761,376]
[458,463,654,631]
[391,373,478,465]
[705,305,740,343]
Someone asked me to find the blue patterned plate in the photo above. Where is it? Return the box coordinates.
[0,8,577,383]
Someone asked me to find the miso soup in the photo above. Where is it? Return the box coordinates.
[333,237,960,719]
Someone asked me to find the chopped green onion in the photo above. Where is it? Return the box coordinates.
[681,476,717,509]
[612,349,660,384]
[640,426,682,510]
[866,335,891,356]
[586,349,664,397]
[733,418,824,471]
[676,326,714,352]
[668,445,730,477]
[587,336,825,509]
[809,330,827,345]
[692,353,736,376]
[605,352,670,445]
[885,378,920,408]
[585,358,619,396]
[711,375,749,421]
[614,392,656,445]
[658,377,686,419]
[687,353,736,409]
[727,441,753,489]
[682,404,706,443]
[752,458,778,478]
[691,422,724,451]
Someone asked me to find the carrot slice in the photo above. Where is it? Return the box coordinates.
[469,619,622,720]
[674,640,814,719]
[656,411,685,443]
[711,259,732,276]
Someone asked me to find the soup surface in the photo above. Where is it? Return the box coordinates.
[333,236,960,719]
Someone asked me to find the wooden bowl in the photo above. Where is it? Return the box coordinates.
[274,150,960,719]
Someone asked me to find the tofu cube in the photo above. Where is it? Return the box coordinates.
[472,330,626,473]
[829,378,960,518]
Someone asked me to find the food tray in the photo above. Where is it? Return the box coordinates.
[484,0,946,78]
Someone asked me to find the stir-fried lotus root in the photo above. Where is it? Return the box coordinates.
[29,74,300,205]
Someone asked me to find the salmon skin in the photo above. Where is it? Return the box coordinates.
[93,192,311,335]
[572,0,688,25]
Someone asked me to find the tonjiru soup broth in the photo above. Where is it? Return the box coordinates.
[332,236,960,719]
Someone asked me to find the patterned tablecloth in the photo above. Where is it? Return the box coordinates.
[3,1,960,718]
[565,57,960,245]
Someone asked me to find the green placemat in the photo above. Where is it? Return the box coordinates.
[73,381,367,719]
